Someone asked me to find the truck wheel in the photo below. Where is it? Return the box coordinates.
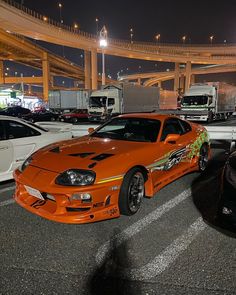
[118,168,145,216]
[198,144,209,172]
[207,112,213,123]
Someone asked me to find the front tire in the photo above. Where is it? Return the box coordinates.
[198,144,209,172]
[72,117,78,123]
[118,168,145,216]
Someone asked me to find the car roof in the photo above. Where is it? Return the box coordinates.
[0,115,22,121]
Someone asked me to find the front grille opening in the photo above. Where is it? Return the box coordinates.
[66,207,90,212]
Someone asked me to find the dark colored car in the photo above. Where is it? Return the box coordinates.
[60,109,88,123]
[0,106,31,117]
[216,151,236,229]
[22,110,59,123]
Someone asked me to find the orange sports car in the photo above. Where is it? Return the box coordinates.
[14,113,210,224]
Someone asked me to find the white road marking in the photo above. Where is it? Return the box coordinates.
[96,188,192,266]
[0,185,15,194]
[121,217,206,280]
[0,199,15,207]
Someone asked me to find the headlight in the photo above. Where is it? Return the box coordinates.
[19,156,33,172]
[55,169,96,186]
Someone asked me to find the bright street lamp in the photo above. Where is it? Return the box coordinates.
[155,34,160,43]
[182,35,186,44]
[99,25,108,86]
[210,35,214,44]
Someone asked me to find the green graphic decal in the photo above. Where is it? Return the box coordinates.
[187,129,209,160]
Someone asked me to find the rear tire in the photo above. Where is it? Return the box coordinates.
[118,168,145,216]
[72,117,78,123]
[198,144,209,172]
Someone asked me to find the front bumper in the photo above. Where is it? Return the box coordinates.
[14,169,120,224]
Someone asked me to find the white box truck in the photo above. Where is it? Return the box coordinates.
[49,90,89,112]
[88,83,159,121]
[180,82,236,122]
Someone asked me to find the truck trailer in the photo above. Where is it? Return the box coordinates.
[180,82,236,122]
[88,83,159,121]
[49,90,89,112]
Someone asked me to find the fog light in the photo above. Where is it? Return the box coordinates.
[70,193,92,202]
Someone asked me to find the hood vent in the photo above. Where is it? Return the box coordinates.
[91,153,114,161]
[69,152,95,158]
[88,162,97,168]
[50,146,60,153]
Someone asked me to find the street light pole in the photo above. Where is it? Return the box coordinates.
[95,18,99,36]
[130,28,134,44]
[58,3,63,24]
[99,26,108,86]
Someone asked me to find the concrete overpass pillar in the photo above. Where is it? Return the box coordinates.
[174,62,180,92]
[137,78,141,85]
[84,50,91,89]
[91,50,98,90]
[158,81,162,88]
[191,74,195,85]
[28,84,32,94]
[0,61,4,84]
[42,52,50,102]
[179,74,185,94]
[185,61,191,92]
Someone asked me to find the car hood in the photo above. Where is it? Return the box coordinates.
[30,135,153,174]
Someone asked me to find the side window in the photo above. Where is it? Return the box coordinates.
[161,118,184,141]
[108,98,115,106]
[179,119,192,134]
[5,121,41,139]
[0,121,6,140]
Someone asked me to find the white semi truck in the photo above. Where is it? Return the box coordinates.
[88,83,159,122]
[49,90,89,112]
[180,82,236,122]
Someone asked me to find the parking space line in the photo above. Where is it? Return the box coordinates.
[96,188,192,266]
[0,199,15,207]
[0,185,15,194]
[122,217,206,280]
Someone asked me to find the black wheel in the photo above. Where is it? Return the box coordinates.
[50,117,56,121]
[72,117,78,123]
[118,168,145,216]
[198,144,209,172]
[29,118,35,123]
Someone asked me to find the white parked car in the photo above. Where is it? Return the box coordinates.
[0,116,73,182]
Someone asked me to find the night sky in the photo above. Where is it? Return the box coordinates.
[8,0,236,88]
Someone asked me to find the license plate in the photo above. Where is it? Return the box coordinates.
[24,185,44,200]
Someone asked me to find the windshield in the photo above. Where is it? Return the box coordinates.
[90,117,161,142]
[89,96,107,107]
[181,95,208,106]
[21,119,48,132]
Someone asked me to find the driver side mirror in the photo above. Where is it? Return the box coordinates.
[88,127,95,134]
[164,134,180,144]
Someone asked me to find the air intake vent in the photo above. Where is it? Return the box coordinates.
[91,154,114,161]
[69,152,95,158]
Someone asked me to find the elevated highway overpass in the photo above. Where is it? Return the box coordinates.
[0,0,236,99]
[119,64,236,88]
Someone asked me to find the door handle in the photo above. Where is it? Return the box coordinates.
[0,146,9,150]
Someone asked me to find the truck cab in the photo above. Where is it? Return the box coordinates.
[88,88,120,122]
[180,84,216,122]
